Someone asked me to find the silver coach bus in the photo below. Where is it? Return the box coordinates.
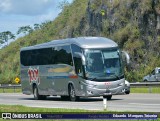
[20,37,130,101]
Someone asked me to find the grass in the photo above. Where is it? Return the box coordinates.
[0,105,88,113]
[0,105,160,121]
[0,88,21,93]
[131,87,160,93]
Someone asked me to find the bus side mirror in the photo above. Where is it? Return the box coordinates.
[74,52,86,65]
[122,51,130,65]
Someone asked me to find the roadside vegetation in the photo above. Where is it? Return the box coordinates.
[0,88,21,93]
[0,105,88,113]
[0,0,160,84]
[131,87,160,93]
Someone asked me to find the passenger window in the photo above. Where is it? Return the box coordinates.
[151,70,155,75]
[71,44,83,75]
[54,45,73,66]
[74,56,83,74]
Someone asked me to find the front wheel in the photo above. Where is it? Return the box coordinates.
[103,95,112,100]
[69,84,79,101]
[125,91,130,94]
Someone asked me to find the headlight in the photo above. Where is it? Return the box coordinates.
[88,84,96,88]
[118,82,124,86]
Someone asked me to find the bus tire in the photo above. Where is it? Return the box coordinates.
[33,85,46,100]
[103,95,112,100]
[61,96,69,101]
[125,91,130,94]
[69,84,79,101]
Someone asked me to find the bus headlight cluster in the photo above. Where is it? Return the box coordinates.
[118,82,124,86]
[88,84,96,88]
[87,90,93,94]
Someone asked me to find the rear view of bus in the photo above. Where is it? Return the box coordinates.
[20,37,130,101]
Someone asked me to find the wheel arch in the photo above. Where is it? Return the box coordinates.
[68,81,75,94]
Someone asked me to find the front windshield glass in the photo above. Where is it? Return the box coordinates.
[84,48,124,80]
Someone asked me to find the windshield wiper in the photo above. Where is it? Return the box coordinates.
[110,74,124,80]
[112,74,120,80]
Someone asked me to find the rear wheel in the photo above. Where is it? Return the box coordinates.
[69,84,79,101]
[103,95,112,100]
[61,96,69,101]
[33,85,46,100]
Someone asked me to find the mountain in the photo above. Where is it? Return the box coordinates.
[0,0,160,83]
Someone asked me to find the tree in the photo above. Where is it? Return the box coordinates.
[34,24,41,30]
[0,38,4,48]
[58,0,70,10]
[0,34,4,44]
[40,21,52,29]
[17,25,33,35]
[0,31,15,46]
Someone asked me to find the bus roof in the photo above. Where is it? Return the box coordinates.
[21,37,118,51]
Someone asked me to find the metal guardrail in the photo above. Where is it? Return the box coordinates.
[130,82,160,87]
[0,84,21,93]
[130,82,160,93]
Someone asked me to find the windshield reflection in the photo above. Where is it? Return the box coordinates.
[84,49,124,80]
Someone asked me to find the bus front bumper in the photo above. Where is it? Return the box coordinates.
[85,86,125,97]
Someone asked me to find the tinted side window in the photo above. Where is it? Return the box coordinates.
[151,70,155,75]
[21,48,54,66]
[21,46,73,66]
[71,44,82,74]
[36,48,53,65]
[20,50,32,66]
[54,45,73,66]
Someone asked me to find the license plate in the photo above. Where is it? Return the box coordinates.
[103,92,111,95]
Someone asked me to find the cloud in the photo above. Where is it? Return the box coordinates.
[34,10,60,23]
[0,0,73,34]
[0,0,58,16]
[0,0,11,12]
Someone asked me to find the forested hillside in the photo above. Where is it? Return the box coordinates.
[0,0,160,83]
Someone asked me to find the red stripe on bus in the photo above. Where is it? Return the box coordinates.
[69,75,78,79]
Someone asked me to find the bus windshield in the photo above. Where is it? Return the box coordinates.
[84,48,124,81]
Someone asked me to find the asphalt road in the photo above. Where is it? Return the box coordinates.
[0,93,160,112]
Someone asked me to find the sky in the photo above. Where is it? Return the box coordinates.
[0,0,73,37]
